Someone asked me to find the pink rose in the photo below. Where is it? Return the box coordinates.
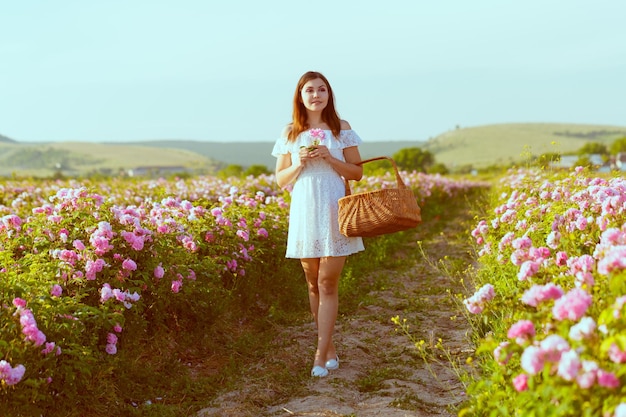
[122,259,137,271]
[597,370,620,389]
[512,374,528,392]
[609,343,626,363]
[507,320,535,345]
[557,350,581,381]
[552,288,592,321]
[12,298,26,308]
[521,346,544,375]
[171,280,182,293]
[50,284,63,297]
[154,265,165,279]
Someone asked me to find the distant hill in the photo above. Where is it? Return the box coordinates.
[424,123,626,168]
[2,123,626,177]
[0,141,221,178]
[0,133,15,143]
[122,139,424,171]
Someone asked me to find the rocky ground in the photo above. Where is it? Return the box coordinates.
[197,204,477,417]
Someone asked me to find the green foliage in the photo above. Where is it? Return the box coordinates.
[427,162,449,175]
[610,137,626,154]
[535,152,561,169]
[218,164,244,178]
[577,141,609,155]
[392,147,434,172]
[575,155,595,169]
[244,164,272,177]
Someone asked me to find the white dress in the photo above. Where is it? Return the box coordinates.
[272,129,366,259]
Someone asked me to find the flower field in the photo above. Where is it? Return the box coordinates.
[0,170,483,415]
[462,167,626,417]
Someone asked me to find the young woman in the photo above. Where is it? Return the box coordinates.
[272,71,365,377]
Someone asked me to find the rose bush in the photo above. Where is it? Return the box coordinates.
[1,170,485,415]
[461,167,626,416]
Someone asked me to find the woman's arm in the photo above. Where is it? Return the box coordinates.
[317,120,363,180]
[275,153,302,188]
[274,124,312,188]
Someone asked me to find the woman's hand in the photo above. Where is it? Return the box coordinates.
[305,145,331,160]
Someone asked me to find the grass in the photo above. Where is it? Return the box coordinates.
[355,366,410,392]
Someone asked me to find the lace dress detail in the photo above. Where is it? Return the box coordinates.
[272,130,365,258]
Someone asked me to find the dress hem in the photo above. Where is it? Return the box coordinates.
[285,247,366,259]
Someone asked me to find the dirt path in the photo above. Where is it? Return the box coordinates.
[198,204,475,417]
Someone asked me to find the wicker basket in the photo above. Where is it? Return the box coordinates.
[338,156,422,237]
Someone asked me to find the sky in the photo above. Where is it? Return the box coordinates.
[1,0,625,144]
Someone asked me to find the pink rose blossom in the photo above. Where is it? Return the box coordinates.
[521,283,564,307]
[50,284,62,297]
[100,283,113,302]
[171,280,182,293]
[517,260,539,281]
[557,349,581,381]
[154,265,165,279]
[555,251,568,266]
[546,231,561,249]
[597,369,620,389]
[122,259,137,271]
[463,284,495,314]
[0,361,26,386]
[576,361,598,389]
[181,235,198,251]
[540,334,570,362]
[493,341,512,365]
[85,258,106,280]
[552,288,592,321]
[609,343,626,363]
[41,342,57,355]
[512,236,532,250]
[497,231,515,250]
[569,317,596,341]
[510,249,528,266]
[507,320,535,345]
[597,246,626,276]
[236,229,250,241]
[12,297,26,308]
[512,374,528,392]
[521,345,544,375]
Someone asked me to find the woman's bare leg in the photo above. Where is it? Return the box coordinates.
[301,258,321,325]
[301,256,345,368]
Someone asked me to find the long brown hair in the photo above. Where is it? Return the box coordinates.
[288,71,341,142]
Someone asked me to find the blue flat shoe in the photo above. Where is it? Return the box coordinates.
[325,356,339,370]
[311,365,329,377]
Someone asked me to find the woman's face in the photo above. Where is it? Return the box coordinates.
[300,78,329,112]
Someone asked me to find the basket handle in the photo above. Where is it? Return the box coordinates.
[344,156,408,196]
